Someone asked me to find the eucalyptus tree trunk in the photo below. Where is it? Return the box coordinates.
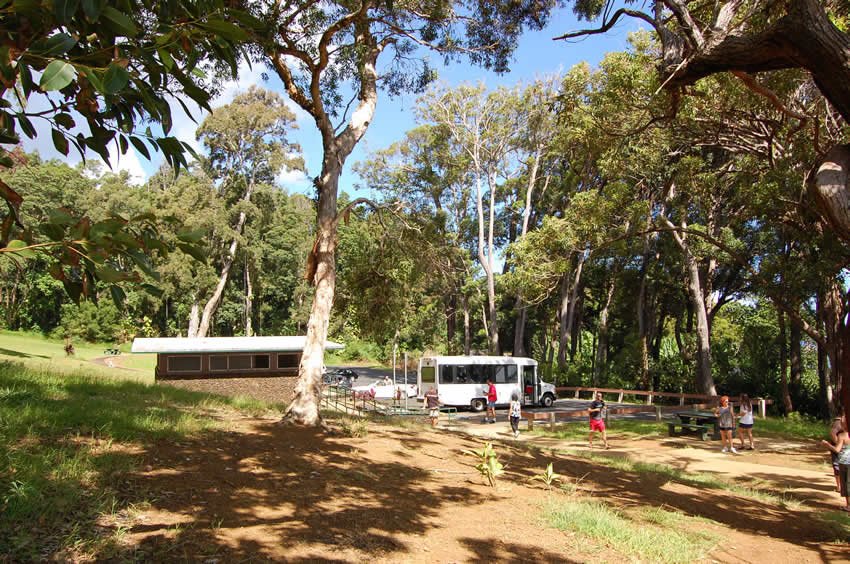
[476,170,500,354]
[196,181,255,338]
[187,299,200,338]
[778,310,792,413]
[557,252,586,371]
[245,260,253,337]
[593,276,616,386]
[660,185,716,395]
[512,153,544,357]
[462,294,471,356]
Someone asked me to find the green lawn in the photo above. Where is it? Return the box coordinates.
[539,413,832,442]
[0,331,156,381]
[0,359,282,560]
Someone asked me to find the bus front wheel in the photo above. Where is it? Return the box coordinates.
[540,394,555,408]
[471,398,486,412]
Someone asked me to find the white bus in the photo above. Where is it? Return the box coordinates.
[417,356,556,411]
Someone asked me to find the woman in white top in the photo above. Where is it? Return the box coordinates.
[736,394,755,450]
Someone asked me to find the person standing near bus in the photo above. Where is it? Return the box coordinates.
[509,392,522,438]
[588,392,609,449]
[424,386,440,428]
[486,379,497,424]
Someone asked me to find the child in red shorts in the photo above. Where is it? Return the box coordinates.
[588,392,609,449]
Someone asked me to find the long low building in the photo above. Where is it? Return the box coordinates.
[131,336,344,380]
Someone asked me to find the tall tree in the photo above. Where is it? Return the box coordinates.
[191,87,302,337]
[556,0,850,420]
[254,0,559,425]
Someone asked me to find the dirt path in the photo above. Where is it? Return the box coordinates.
[107,410,850,563]
[455,418,838,509]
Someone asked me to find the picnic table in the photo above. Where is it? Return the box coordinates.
[668,410,721,441]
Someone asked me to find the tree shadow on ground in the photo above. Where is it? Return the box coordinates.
[0,347,49,358]
[121,422,488,561]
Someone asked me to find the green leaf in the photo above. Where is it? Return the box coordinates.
[41,33,78,56]
[129,136,150,160]
[51,129,69,155]
[82,67,104,93]
[63,280,83,304]
[54,112,75,129]
[39,222,65,241]
[5,239,36,259]
[47,207,77,226]
[53,0,80,24]
[39,60,76,91]
[177,242,207,262]
[141,283,164,299]
[17,115,36,139]
[177,227,206,243]
[103,63,130,94]
[200,18,248,41]
[96,264,125,283]
[81,0,103,21]
[157,48,174,71]
[109,284,126,308]
[100,6,138,36]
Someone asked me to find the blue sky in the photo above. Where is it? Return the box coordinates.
[23,6,640,194]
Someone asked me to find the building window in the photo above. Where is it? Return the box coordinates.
[254,354,270,369]
[210,356,227,371]
[277,354,299,369]
[229,355,252,370]
[167,355,201,372]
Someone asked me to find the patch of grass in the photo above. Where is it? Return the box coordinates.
[821,510,850,543]
[338,417,369,438]
[0,359,281,559]
[537,419,666,440]
[557,448,806,509]
[757,414,831,441]
[544,498,719,563]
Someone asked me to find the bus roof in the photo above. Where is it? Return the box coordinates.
[421,356,537,365]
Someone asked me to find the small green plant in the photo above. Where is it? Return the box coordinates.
[531,463,562,490]
[463,442,504,487]
[339,417,369,438]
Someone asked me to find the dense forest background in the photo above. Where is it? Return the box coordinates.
[2,34,846,419]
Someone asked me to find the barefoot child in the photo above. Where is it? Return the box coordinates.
[821,418,850,512]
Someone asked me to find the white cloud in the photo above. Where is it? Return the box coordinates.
[276,167,313,194]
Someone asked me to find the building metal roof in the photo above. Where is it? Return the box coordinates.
[131,336,345,354]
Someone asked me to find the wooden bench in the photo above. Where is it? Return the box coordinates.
[667,421,711,441]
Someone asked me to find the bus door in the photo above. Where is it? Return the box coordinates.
[522,365,538,405]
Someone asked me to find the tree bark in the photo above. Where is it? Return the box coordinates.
[476,170,500,354]
[197,181,255,338]
[556,252,586,371]
[276,15,380,425]
[778,310,792,414]
[593,276,616,386]
[187,298,200,338]
[513,147,543,357]
[245,259,253,337]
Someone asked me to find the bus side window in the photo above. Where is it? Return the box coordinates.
[506,366,518,383]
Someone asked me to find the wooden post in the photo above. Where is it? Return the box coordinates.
[617,391,624,403]
[549,412,556,431]
[758,398,766,419]
[655,405,662,422]
[646,393,653,405]
[679,394,685,406]
[527,416,534,431]
[574,388,580,399]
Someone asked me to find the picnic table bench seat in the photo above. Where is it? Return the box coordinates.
[666,420,711,441]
